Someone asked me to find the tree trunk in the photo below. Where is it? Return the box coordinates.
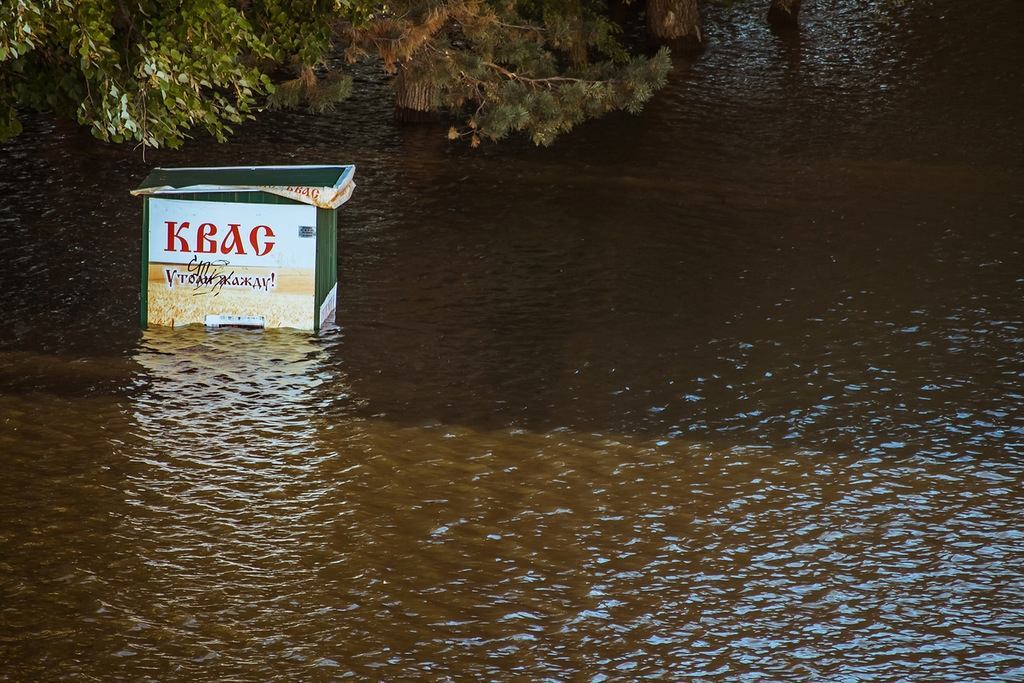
[567,0,589,69]
[767,0,801,28]
[646,0,703,50]
[393,62,437,122]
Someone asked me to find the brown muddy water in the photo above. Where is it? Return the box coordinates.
[1,1,1022,680]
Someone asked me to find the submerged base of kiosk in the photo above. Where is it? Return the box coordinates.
[204,315,267,330]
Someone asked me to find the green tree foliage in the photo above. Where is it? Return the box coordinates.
[1,0,670,148]
[253,0,371,113]
[2,0,269,147]
[347,0,671,146]
[0,0,368,148]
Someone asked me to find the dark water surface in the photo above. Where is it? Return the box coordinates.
[2,1,1023,680]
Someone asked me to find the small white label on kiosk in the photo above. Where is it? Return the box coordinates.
[204,314,266,329]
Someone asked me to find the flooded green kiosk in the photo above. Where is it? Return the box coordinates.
[132,165,355,331]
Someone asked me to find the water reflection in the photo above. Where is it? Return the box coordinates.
[1,322,1022,678]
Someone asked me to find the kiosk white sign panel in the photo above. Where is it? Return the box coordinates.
[146,198,318,329]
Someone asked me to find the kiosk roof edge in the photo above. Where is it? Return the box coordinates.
[133,165,355,192]
[131,165,356,209]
